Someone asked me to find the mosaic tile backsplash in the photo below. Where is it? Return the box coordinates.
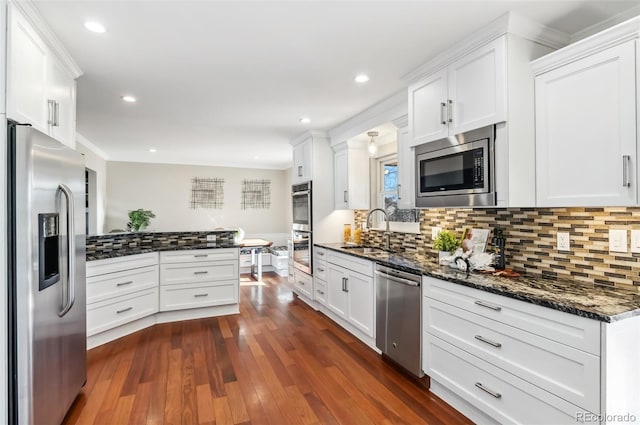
[86,231,236,256]
[355,208,640,290]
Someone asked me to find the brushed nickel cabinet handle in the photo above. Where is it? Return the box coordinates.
[47,100,56,125]
[194,293,209,298]
[317,290,325,295]
[194,271,209,275]
[298,166,303,177]
[117,280,133,287]
[194,254,208,258]
[440,102,447,125]
[474,300,502,311]
[298,280,305,286]
[54,101,60,126]
[117,307,133,314]
[397,184,402,200]
[447,99,453,123]
[343,191,348,203]
[623,155,631,187]
[475,382,501,399]
[475,335,502,348]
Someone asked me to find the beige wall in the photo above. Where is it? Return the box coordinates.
[106,161,291,236]
[76,136,108,235]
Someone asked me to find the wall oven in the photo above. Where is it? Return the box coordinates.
[415,125,495,208]
[291,230,312,274]
[292,181,311,231]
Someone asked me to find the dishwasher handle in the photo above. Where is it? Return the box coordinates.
[375,270,420,287]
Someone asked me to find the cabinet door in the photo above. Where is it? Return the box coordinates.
[334,149,349,209]
[327,264,348,319]
[448,36,506,135]
[346,272,374,337]
[47,58,77,149]
[408,68,448,147]
[535,40,636,207]
[396,126,415,208]
[7,5,48,132]
[292,139,312,183]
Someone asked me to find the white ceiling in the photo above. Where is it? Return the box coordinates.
[34,0,640,170]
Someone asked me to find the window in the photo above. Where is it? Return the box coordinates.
[378,156,398,216]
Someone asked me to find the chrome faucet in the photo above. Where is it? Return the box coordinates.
[366,208,391,251]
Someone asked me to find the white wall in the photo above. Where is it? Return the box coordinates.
[76,134,108,234]
[106,161,291,237]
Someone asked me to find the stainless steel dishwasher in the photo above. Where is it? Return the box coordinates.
[375,264,423,377]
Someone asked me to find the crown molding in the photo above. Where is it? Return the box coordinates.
[9,0,83,78]
[328,90,407,147]
[76,132,109,160]
[532,15,640,75]
[289,130,328,147]
[571,5,640,43]
[402,11,569,84]
[391,114,408,129]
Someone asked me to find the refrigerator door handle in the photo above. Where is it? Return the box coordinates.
[58,184,76,317]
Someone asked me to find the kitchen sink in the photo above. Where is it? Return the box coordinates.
[341,246,388,255]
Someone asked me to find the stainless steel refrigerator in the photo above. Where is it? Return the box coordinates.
[7,122,87,425]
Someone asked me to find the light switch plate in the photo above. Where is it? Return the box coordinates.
[557,232,570,251]
[631,230,640,253]
[206,234,217,242]
[609,229,627,253]
[432,226,442,240]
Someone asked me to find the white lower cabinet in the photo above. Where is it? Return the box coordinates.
[422,276,640,425]
[159,248,239,312]
[313,247,328,305]
[326,251,374,337]
[86,253,160,337]
[293,269,313,299]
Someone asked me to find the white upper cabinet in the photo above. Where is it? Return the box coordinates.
[333,143,369,210]
[408,37,506,147]
[532,16,640,207]
[395,122,415,209]
[6,3,82,149]
[292,138,312,183]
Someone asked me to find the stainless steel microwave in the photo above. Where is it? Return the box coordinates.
[415,125,496,208]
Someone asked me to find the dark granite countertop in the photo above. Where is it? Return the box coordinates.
[87,242,240,261]
[315,243,640,323]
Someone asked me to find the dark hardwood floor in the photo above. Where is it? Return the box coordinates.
[63,273,472,425]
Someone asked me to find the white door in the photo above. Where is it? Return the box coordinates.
[448,36,506,135]
[334,149,349,209]
[47,58,77,149]
[535,40,637,207]
[346,272,374,337]
[408,68,448,147]
[327,265,348,319]
[7,5,48,132]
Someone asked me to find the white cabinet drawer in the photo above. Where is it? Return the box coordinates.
[87,265,158,304]
[160,281,237,311]
[293,270,313,298]
[314,259,327,281]
[87,288,159,336]
[315,280,327,304]
[160,248,238,263]
[327,251,373,277]
[239,254,252,267]
[314,246,327,260]
[86,252,158,277]
[425,298,600,413]
[160,260,238,285]
[426,336,598,424]
[423,276,601,355]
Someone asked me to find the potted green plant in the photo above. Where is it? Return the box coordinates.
[126,209,156,232]
[433,229,461,261]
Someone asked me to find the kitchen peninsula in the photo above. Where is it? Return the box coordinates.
[85,230,241,348]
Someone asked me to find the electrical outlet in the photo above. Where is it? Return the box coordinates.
[631,230,640,254]
[432,226,442,240]
[557,232,570,251]
[206,234,217,242]
[609,229,627,253]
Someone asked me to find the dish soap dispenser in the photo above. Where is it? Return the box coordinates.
[492,227,506,270]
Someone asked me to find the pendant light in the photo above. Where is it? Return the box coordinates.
[367,131,379,155]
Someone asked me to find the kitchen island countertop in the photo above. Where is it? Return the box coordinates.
[316,243,640,323]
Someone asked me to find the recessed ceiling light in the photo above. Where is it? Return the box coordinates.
[299,117,311,124]
[354,74,370,83]
[121,95,136,103]
[84,21,106,33]
[149,148,157,153]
